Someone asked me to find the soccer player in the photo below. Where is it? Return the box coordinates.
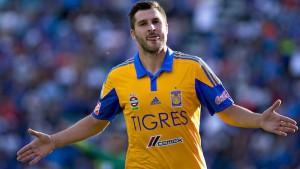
[17,1,298,168]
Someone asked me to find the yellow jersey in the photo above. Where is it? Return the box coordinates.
[92,48,234,169]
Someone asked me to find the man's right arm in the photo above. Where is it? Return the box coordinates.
[17,115,109,165]
[51,115,110,148]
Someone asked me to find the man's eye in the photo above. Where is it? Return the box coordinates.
[153,20,161,24]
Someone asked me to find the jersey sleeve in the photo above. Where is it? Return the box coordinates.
[92,71,122,122]
[195,58,234,115]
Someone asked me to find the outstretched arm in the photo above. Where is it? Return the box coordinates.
[17,115,109,165]
[217,100,298,136]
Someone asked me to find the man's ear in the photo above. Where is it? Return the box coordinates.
[130,29,136,41]
[166,23,168,34]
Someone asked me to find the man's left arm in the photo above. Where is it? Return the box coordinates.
[217,100,298,136]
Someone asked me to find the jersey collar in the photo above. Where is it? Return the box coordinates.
[134,47,174,79]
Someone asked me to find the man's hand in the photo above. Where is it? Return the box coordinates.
[260,100,298,136]
[17,129,55,165]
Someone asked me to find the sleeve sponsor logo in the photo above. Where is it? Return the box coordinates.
[215,90,230,105]
[93,101,101,115]
[147,135,183,148]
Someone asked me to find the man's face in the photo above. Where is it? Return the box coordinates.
[130,8,168,53]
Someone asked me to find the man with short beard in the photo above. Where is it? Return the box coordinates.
[17,1,298,169]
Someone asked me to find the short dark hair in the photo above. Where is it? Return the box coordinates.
[128,1,167,30]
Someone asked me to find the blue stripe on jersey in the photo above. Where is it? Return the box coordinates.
[201,65,217,86]
[195,79,233,115]
[151,78,157,91]
[92,88,122,122]
[209,73,219,86]
[174,52,221,86]
[198,59,220,86]
[174,52,219,86]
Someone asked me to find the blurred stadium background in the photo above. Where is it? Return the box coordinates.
[0,0,300,168]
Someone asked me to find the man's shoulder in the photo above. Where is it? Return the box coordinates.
[109,58,134,75]
[173,51,202,64]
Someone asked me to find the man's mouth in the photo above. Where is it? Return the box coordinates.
[147,34,160,41]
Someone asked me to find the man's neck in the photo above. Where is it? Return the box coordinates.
[138,46,167,75]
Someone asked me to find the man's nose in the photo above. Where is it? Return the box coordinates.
[148,23,156,31]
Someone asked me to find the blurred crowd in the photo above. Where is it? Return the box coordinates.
[0,0,300,169]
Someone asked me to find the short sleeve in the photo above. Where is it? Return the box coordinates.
[92,71,122,122]
[195,59,234,115]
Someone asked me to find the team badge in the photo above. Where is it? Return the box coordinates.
[170,90,182,107]
[129,94,139,111]
[93,101,101,115]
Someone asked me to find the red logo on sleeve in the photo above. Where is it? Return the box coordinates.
[94,101,101,115]
[215,91,230,105]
